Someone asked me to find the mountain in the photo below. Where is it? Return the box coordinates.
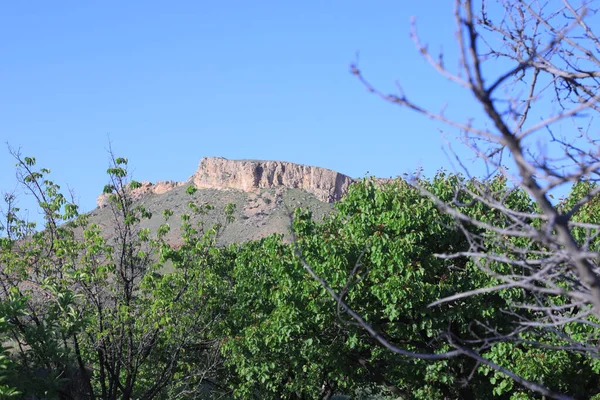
[88,157,356,246]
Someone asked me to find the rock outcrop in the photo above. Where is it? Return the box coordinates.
[97,181,185,208]
[96,157,354,207]
[192,157,354,203]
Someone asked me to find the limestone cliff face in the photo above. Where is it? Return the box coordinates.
[192,157,354,203]
[96,157,354,207]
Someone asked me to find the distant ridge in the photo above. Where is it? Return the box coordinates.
[97,157,354,208]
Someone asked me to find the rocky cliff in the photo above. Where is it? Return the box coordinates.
[97,157,354,208]
[96,181,185,208]
[192,157,353,203]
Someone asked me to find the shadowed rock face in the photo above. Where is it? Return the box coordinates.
[192,157,354,203]
[96,157,354,208]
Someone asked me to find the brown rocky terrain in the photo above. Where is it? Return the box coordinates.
[96,180,186,208]
[90,157,356,246]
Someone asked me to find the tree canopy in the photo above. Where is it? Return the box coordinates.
[3,155,600,398]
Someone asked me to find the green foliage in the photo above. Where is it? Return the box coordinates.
[561,180,600,250]
[3,155,600,399]
[0,316,20,398]
[202,178,469,397]
[289,177,500,398]
[214,236,353,398]
[186,185,197,195]
[208,175,600,398]
[0,154,225,399]
[480,341,594,398]
[224,203,236,223]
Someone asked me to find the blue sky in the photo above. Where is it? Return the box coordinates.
[2,1,494,218]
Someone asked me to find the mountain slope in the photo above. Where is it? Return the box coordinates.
[88,157,354,246]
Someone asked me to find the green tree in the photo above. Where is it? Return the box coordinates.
[0,152,224,399]
[296,176,600,399]
[300,0,600,397]
[204,177,599,398]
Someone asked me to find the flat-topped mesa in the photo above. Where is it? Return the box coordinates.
[95,157,355,208]
[192,157,354,203]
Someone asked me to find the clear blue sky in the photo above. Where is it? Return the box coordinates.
[1,1,489,218]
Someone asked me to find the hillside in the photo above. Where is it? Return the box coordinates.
[88,157,354,246]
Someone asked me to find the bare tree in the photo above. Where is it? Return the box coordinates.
[297,1,600,398]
